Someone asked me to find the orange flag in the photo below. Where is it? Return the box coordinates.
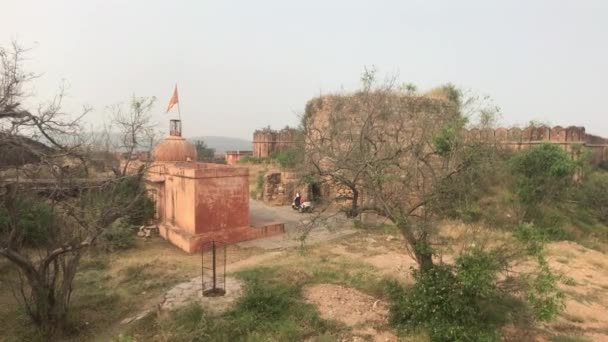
[166,85,179,113]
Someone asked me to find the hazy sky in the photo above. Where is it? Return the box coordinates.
[3,0,607,139]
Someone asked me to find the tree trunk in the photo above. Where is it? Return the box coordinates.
[13,253,81,339]
[414,247,434,273]
[347,187,359,218]
[398,223,434,272]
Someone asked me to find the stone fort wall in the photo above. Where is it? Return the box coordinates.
[467,126,608,164]
[252,127,298,158]
[251,125,608,164]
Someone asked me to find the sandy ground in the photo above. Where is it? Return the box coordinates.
[303,283,398,342]
[117,203,608,341]
[543,241,608,341]
[324,228,608,341]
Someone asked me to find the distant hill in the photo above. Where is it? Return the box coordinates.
[187,136,252,155]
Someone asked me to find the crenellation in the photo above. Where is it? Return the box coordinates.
[252,127,298,158]
[463,125,607,164]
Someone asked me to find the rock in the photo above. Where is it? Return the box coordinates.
[385,235,395,242]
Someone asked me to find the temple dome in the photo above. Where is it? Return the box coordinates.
[153,135,197,162]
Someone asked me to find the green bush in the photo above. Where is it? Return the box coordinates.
[509,143,576,209]
[250,172,265,199]
[194,140,215,161]
[580,172,608,223]
[146,267,327,341]
[233,281,294,320]
[239,156,268,164]
[98,218,136,251]
[0,196,56,247]
[274,148,301,169]
[222,267,328,340]
[527,255,565,321]
[514,223,565,320]
[113,176,155,226]
[388,248,502,341]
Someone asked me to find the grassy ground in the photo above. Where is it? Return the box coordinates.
[1,221,608,341]
[119,236,400,341]
[0,238,259,342]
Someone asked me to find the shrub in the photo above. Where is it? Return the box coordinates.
[239,156,268,164]
[0,196,56,247]
[223,267,328,339]
[580,172,608,223]
[233,281,294,320]
[113,176,155,226]
[250,173,265,199]
[509,144,576,208]
[527,255,565,321]
[514,223,565,320]
[388,248,502,341]
[274,148,301,169]
[98,218,136,251]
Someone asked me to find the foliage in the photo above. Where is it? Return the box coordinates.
[238,156,268,164]
[514,223,565,321]
[304,68,502,270]
[432,117,467,156]
[0,196,56,247]
[0,42,158,338]
[388,248,503,341]
[98,219,136,251]
[527,254,565,321]
[580,172,608,223]
[250,172,266,199]
[508,144,576,214]
[93,175,154,252]
[273,147,303,169]
[89,173,155,228]
[141,267,329,341]
[232,280,294,321]
[194,140,215,161]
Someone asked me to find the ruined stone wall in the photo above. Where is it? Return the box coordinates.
[261,171,308,206]
[466,126,608,164]
[304,93,458,204]
[252,127,298,158]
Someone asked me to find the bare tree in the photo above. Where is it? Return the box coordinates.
[0,42,152,337]
[303,69,399,216]
[108,96,157,175]
[304,69,500,271]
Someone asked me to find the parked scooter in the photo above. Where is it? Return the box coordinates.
[291,192,314,213]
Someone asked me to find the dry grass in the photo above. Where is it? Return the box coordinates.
[0,239,258,341]
[2,220,608,341]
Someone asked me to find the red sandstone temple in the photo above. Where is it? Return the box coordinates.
[146,120,283,253]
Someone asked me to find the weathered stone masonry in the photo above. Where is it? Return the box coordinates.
[252,127,298,158]
[468,126,608,164]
